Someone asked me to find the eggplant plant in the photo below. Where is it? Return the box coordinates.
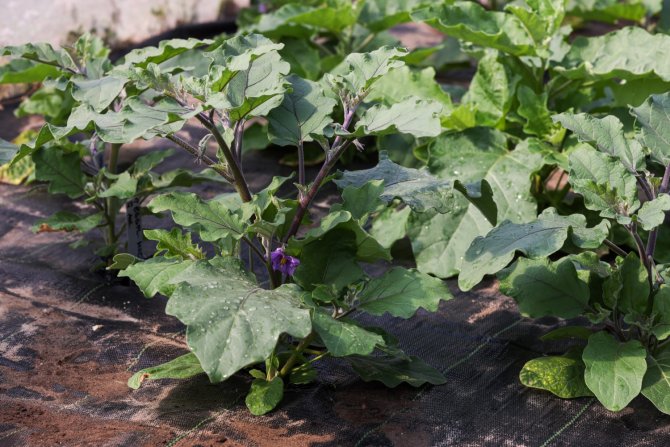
[44,34,469,415]
[0,34,226,264]
[458,92,670,415]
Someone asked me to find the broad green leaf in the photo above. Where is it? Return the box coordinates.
[165,257,311,382]
[459,208,610,291]
[148,192,246,242]
[358,267,451,318]
[366,66,452,110]
[637,194,670,231]
[567,146,640,220]
[335,152,455,213]
[641,349,670,414]
[119,256,195,298]
[312,312,384,357]
[98,171,138,200]
[459,51,521,127]
[143,228,204,261]
[499,257,590,318]
[129,149,174,175]
[347,354,446,387]
[245,377,284,416]
[554,113,644,173]
[128,352,204,389]
[557,27,670,82]
[289,210,390,262]
[1,42,78,73]
[32,211,103,234]
[520,350,594,399]
[293,229,365,291]
[334,180,385,221]
[16,84,74,125]
[352,98,442,138]
[279,38,321,80]
[267,75,336,146]
[583,331,647,412]
[359,0,428,32]
[250,3,357,36]
[517,85,564,144]
[0,58,62,84]
[33,147,85,198]
[567,0,648,23]
[651,286,670,340]
[506,0,566,46]
[0,138,19,164]
[412,2,535,56]
[453,179,497,226]
[119,38,211,68]
[326,47,407,95]
[411,136,549,278]
[630,92,670,165]
[71,75,126,112]
[370,206,411,249]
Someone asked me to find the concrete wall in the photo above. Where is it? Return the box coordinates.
[0,0,249,46]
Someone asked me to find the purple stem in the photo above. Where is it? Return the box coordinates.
[646,164,670,259]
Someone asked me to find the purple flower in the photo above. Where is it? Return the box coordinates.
[270,247,300,276]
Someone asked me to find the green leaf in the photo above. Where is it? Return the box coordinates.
[567,0,648,24]
[412,2,535,56]
[98,171,138,200]
[641,349,670,415]
[366,65,452,111]
[335,152,455,213]
[358,267,451,318]
[651,286,670,340]
[567,145,640,220]
[520,350,594,399]
[245,377,284,416]
[326,46,407,95]
[541,326,594,341]
[352,97,442,138]
[459,208,610,291]
[166,257,311,382]
[312,312,385,357]
[279,38,321,81]
[143,228,205,261]
[346,354,446,387]
[0,58,62,84]
[71,75,126,112]
[412,136,550,278]
[32,211,103,234]
[148,192,246,242]
[615,253,650,315]
[583,331,647,412]
[32,147,86,198]
[554,113,644,173]
[0,138,19,164]
[370,206,411,249]
[630,92,670,165]
[1,42,78,74]
[128,352,204,389]
[506,0,566,45]
[118,38,211,68]
[129,149,174,175]
[292,229,365,291]
[249,3,357,36]
[359,0,428,32]
[119,256,195,298]
[268,75,336,147]
[335,180,385,221]
[499,257,590,318]
[517,85,564,143]
[557,27,670,82]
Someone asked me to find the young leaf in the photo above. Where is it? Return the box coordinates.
[245,377,284,416]
[148,192,246,242]
[582,331,647,412]
[312,312,385,357]
[641,349,670,415]
[70,75,126,112]
[326,46,407,95]
[630,92,670,165]
[517,86,564,143]
[165,257,311,382]
[651,286,670,341]
[412,2,535,56]
[346,354,446,387]
[499,257,590,318]
[358,267,451,318]
[267,75,336,147]
[554,113,644,173]
[98,171,139,200]
[128,352,204,390]
[351,97,442,138]
[335,152,455,213]
[459,208,610,291]
[520,350,594,399]
[636,194,670,231]
[143,228,205,260]
[119,256,195,298]
[33,147,86,198]
[616,253,650,316]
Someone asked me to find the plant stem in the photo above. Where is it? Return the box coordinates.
[279,332,317,377]
[646,164,670,260]
[628,223,655,291]
[105,143,122,251]
[166,134,235,182]
[195,114,252,203]
[637,175,655,202]
[233,119,245,165]
[297,140,305,187]
[604,239,628,258]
